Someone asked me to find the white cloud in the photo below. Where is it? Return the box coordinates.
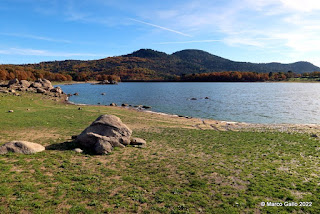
[155,40,221,45]
[0,48,107,57]
[280,0,320,12]
[0,33,71,43]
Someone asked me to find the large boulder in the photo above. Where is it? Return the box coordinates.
[20,80,31,88]
[31,82,42,88]
[40,79,53,89]
[50,87,63,94]
[0,141,45,155]
[76,115,132,154]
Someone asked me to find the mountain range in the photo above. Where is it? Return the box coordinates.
[17,49,320,80]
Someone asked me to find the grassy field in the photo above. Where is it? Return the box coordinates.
[0,92,319,213]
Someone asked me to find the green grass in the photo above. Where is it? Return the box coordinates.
[0,92,320,213]
[285,78,320,82]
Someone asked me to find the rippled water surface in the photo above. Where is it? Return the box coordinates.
[58,82,320,124]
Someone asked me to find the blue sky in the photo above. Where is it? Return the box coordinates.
[1,0,320,66]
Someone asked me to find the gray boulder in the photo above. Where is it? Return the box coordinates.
[76,115,132,154]
[0,141,45,154]
[7,78,19,86]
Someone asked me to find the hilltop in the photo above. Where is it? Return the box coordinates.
[124,49,319,75]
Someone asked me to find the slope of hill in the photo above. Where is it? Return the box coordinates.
[124,49,320,75]
[1,49,319,81]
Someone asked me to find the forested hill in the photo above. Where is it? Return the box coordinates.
[124,49,319,75]
[1,49,319,81]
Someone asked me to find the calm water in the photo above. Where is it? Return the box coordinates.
[58,82,320,124]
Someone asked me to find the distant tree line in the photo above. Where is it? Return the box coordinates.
[301,71,320,78]
[0,65,120,82]
[178,71,301,82]
[0,64,316,83]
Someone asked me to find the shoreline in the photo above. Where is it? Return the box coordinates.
[52,79,320,86]
[65,98,320,135]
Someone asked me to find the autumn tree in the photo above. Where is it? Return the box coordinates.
[0,69,9,80]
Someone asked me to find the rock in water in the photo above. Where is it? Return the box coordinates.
[0,141,45,154]
[76,115,132,154]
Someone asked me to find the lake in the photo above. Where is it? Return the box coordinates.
[58,82,320,124]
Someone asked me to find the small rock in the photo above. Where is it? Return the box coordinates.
[0,141,45,155]
[130,138,147,147]
[73,148,83,153]
[122,103,128,107]
[142,105,151,109]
